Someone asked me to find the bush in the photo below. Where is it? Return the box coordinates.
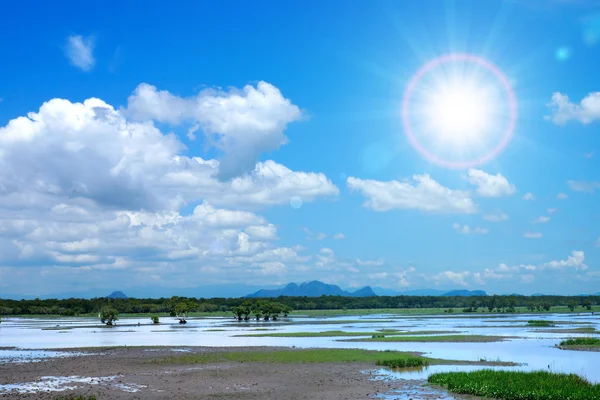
[376,357,427,369]
[151,315,159,324]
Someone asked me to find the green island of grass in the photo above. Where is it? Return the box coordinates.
[150,348,515,367]
[538,327,598,334]
[558,337,600,352]
[342,334,508,343]
[235,330,456,338]
[527,320,555,327]
[428,370,600,400]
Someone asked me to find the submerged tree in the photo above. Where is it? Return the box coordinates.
[174,301,193,324]
[150,315,160,324]
[99,306,119,326]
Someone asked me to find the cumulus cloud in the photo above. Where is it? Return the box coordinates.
[524,232,543,239]
[543,250,587,271]
[483,212,508,222]
[523,192,535,201]
[432,271,471,287]
[124,82,302,179]
[567,180,600,193]
[302,228,327,241]
[546,92,600,125]
[0,91,341,294]
[65,35,95,71]
[452,223,488,235]
[347,175,477,214]
[467,169,516,197]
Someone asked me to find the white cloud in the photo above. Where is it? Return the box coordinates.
[523,192,535,201]
[567,180,600,193]
[347,175,476,214]
[546,92,600,125]
[124,82,302,179]
[547,208,558,214]
[467,169,516,197]
[584,152,595,159]
[0,96,337,212]
[483,212,508,222]
[333,233,345,240]
[0,91,342,294]
[557,193,568,199]
[596,238,600,247]
[452,223,488,235]
[532,216,550,224]
[65,35,95,71]
[356,258,385,266]
[302,228,327,241]
[543,250,587,271]
[432,271,471,287]
[524,232,543,239]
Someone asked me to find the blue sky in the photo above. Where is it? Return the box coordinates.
[1,0,599,297]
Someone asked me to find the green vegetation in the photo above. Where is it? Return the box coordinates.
[539,327,598,334]
[559,338,600,351]
[1,293,598,317]
[150,314,159,324]
[345,334,507,343]
[152,348,428,365]
[236,330,456,338]
[527,320,555,327]
[232,300,292,321]
[428,370,600,400]
[376,357,427,368]
[98,306,118,325]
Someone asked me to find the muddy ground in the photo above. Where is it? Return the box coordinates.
[0,346,462,399]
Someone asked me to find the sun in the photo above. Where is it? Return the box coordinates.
[423,80,493,144]
[401,53,517,169]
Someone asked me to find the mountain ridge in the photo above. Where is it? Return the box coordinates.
[246,281,377,298]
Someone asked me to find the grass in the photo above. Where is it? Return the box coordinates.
[151,348,427,365]
[559,338,600,351]
[428,370,600,400]
[376,357,427,368]
[235,330,456,338]
[343,334,508,343]
[527,320,555,327]
[538,327,598,334]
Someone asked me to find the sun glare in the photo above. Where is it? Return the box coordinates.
[402,53,517,169]
[424,81,492,143]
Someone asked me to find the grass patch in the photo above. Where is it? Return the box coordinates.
[235,330,456,338]
[151,348,426,365]
[343,334,507,343]
[428,370,600,400]
[204,328,227,332]
[559,337,600,351]
[527,320,555,327]
[538,327,598,334]
[376,357,427,369]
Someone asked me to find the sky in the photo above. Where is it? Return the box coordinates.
[1,0,600,298]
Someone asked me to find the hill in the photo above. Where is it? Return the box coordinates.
[246,281,376,298]
[443,290,487,297]
[107,291,128,299]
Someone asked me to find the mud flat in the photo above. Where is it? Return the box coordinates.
[0,346,460,399]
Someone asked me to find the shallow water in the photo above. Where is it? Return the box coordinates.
[1,312,599,382]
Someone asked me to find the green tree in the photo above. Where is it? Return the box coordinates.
[582,299,592,311]
[150,315,159,324]
[568,300,577,312]
[99,306,118,326]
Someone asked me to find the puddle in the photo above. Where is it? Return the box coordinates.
[0,375,115,394]
[0,375,146,394]
[0,349,88,363]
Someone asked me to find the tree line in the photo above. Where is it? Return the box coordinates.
[0,294,598,317]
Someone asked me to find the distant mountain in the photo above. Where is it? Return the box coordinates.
[372,288,484,297]
[107,291,128,299]
[443,290,487,297]
[246,281,376,298]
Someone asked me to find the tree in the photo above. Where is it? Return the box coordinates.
[150,315,159,324]
[568,300,577,312]
[582,299,592,311]
[99,306,118,326]
[174,301,192,324]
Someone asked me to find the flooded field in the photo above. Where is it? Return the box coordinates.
[1,312,599,398]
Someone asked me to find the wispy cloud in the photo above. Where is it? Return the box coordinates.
[65,35,95,71]
[523,192,535,201]
[453,223,488,235]
[483,212,508,222]
[524,232,543,239]
[532,216,550,224]
[333,233,345,240]
[557,193,569,199]
[568,180,600,193]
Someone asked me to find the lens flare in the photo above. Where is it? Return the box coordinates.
[401,53,517,169]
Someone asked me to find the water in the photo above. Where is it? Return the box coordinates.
[1,312,598,383]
